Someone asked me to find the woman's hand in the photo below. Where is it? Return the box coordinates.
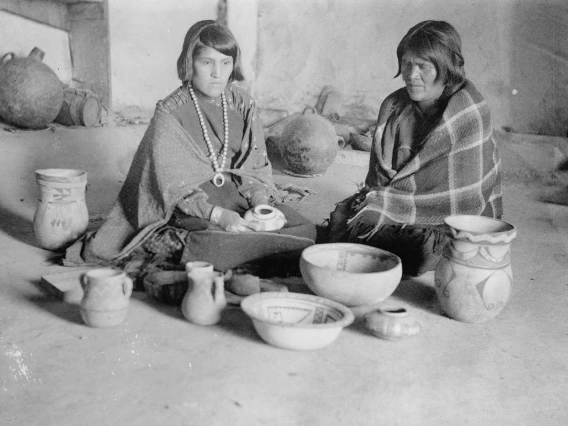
[209,206,263,233]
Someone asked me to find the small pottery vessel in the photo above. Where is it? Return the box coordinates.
[279,107,339,177]
[434,215,517,323]
[243,205,287,231]
[182,270,227,325]
[185,261,214,274]
[33,169,89,251]
[364,306,423,341]
[0,47,64,128]
[80,269,133,328]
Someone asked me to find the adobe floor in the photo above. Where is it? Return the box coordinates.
[1,127,567,425]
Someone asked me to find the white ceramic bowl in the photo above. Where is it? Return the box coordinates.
[243,205,287,231]
[300,243,403,306]
[240,292,354,351]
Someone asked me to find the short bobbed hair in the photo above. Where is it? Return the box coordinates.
[177,20,245,84]
[395,20,465,96]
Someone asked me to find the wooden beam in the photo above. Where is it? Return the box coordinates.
[0,0,69,31]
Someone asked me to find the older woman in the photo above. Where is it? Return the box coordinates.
[65,20,316,276]
[328,20,502,277]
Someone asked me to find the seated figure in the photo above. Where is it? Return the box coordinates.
[65,20,316,281]
[327,20,503,277]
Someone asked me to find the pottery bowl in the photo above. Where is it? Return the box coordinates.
[300,243,403,306]
[240,292,354,351]
[143,270,187,305]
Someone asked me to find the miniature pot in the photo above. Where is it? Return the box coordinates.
[243,205,286,231]
[80,269,133,328]
[434,215,517,323]
[364,306,422,341]
[182,269,227,325]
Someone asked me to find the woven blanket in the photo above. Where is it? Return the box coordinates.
[349,80,503,236]
[65,84,275,265]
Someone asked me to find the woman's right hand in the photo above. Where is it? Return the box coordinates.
[209,206,262,233]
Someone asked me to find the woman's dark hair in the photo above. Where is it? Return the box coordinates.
[177,20,244,83]
[395,20,465,96]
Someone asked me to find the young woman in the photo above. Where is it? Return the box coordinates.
[327,20,503,277]
[65,20,315,275]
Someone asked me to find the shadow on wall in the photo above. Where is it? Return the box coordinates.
[511,1,568,136]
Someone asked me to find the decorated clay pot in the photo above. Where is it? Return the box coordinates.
[33,169,89,251]
[182,269,227,325]
[434,215,517,323]
[364,306,422,341]
[0,47,64,128]
[80,269,133,328]
[279,107,339,177]
[243,205,287,231]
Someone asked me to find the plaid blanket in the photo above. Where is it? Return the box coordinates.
[349,80,502,237]
[65,84,275,264]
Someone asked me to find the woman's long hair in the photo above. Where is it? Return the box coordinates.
[177,20,245,84]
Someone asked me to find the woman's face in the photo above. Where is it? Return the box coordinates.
[401,52,445,112]
[192,46,234,99]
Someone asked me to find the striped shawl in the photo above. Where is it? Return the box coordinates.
[348,80,503,237]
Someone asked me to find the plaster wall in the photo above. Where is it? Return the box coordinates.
[0,10,73,84]
[252,0,568,136]
[108,0,218,113]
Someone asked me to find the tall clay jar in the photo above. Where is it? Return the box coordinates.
[434,215,517,323]
[33,169,89,251]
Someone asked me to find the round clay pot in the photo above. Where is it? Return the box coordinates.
[243,205,287,231]
[434,215,517,323]
[364,306,423,341]
[279,108,339,177]
[0,48,64,128]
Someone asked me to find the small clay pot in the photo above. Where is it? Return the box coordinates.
[364,306,422,341]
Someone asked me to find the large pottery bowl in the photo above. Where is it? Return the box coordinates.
[240,292,354,351]
[300,243,402,306]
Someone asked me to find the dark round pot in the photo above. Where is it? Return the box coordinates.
[0,48,64,129]
[279,108,339,177]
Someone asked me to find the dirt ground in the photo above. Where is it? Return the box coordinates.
[1,137,568,425]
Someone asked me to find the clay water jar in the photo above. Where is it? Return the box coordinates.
[33,169,89,251]
[434,215,517,323]
[80,269,133,328]
[0,47,64,128]
[182,264,227,326]
[279,107,339,177]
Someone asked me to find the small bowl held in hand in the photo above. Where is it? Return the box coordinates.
[244,205,287,231]
[241,292,354,351]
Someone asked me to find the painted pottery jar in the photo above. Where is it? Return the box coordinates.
[243,204,287,231]
[364,306,422,341]
[33,169,89,251]
[80,269,133,328]
[0,47,64,128]
[182,268,227,326]
[279,107,339,177]
[434,215,517,323]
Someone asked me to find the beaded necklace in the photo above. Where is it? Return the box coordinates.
[188,83,229,187]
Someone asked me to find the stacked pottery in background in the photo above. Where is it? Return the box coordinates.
[435,215,517,323]
[33,169,89,251]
